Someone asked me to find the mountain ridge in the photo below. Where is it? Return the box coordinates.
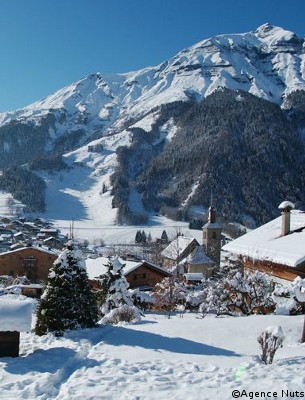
[0,23,304,229]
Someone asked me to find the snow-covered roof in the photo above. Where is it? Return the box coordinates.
[186,246,214,265]
[85,257,139,280]
[0,245,57,257]
[183,273,204,281]
[222,210,305,268]
[0,300,32,331]
[125,261,171,276]
[202,222,222,229]
[161,236,198,260]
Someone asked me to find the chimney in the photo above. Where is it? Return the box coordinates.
[278,201,295,236]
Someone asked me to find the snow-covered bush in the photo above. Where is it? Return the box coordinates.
[99,257,141,323]
[12,276,30,285]
[35,241,98,336]
[0,275,14,288]
[273,277,305,315]
[129,288,155,311]
[101,304,141,325]
[184,290,206,312]
[199,261,275,316]
[257,326,284,364]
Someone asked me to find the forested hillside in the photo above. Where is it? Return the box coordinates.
[0,167,46,212]
[113,89,305,226]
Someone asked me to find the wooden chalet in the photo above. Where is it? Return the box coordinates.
[222,201,305,284]
[125,260,171,290]
[86,257,171,291]
[0,246,57,283]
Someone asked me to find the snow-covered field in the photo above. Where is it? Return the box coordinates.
[0,310,304,400]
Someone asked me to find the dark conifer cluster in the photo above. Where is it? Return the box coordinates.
[35,241,98,336]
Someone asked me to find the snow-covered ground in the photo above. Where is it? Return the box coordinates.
[0,310,304,399]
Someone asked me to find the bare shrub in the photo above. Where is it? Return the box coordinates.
[257,326,284,364]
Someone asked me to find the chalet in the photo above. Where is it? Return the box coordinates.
[222,201,305,284]
[86,257,171,291]
[0,246,58,283]
[124,260,171,290]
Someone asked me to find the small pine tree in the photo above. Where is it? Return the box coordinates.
[35,241,98,336]
[100,257,140,322]
[161,230,169,244]
[141,230,147,244]
[135,230,142,244]
[147,232,152,243]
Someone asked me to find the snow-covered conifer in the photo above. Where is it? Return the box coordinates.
[35,240,98,336]
[100,257,141,323]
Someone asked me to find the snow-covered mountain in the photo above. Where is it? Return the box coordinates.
[0,23,304,138]
[0,23,304,234]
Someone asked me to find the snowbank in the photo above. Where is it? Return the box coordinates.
[0,300,32,332]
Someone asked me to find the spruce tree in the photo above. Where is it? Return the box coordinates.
[100,257,140,323]
[35,241,98,336]
[161,230,169,244]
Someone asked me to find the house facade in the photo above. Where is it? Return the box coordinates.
[222,201,305,283]
[0,246,58,283]
[125,261,171,290]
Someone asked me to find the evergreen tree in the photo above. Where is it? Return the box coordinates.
[35,241,98,336]
[100,257,140,322]
[147,232,152,243]
[141,230,147,244]
[135,230,142,243]
[161,230,169,244]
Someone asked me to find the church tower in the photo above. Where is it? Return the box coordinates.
[202,205,222,267]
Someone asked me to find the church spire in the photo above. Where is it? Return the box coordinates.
[202,197,222,267]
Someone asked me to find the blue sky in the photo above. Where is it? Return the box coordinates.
[0,0,304,111]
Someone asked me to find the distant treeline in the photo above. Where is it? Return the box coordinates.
[0,167,46,212]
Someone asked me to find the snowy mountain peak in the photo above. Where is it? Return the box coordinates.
[0,24,304,145]
[254,23,303,50]
[255,22,279,37]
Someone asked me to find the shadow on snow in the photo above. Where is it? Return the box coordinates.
[4,347,99,375]
[100,325,242,357]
